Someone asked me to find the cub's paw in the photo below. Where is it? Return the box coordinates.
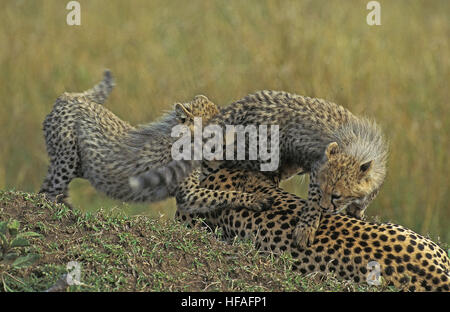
[293,223,316,249]
[241,193,274,212]
[55,194,74,210]
[346,203,367,220]
[293,213,321,248]
[256,195,274,211]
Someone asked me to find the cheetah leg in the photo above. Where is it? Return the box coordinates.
[292,208,321,248]
[39,168,70,207]
[175,171,273,214]
[39,150,80,207]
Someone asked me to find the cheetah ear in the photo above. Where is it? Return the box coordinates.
[174,103,194,121]
[325,142,340,160]
[193,94,209,103]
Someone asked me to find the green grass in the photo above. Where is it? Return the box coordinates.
[0,190,395,292]
[0,1,448,242]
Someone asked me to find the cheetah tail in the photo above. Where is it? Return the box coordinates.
[129,159,200,192]
[82,69,115,105]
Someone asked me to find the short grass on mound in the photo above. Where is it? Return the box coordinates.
[0,190,392,292]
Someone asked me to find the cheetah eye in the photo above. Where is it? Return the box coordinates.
[360,161,372,173]
[331,194,341,200]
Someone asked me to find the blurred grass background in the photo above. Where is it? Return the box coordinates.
[0,0,448,241]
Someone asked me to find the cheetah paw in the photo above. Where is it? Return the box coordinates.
[293,220,319,249]
[346,203,367,220]
[55,194,74,210]
[245,195,274,212]
[258,196,274,211]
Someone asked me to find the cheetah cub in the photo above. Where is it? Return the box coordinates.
[135,90,388,248]
[40,70,272,212]
[39,70,222,205]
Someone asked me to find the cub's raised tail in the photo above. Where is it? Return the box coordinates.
[77,69,115,104]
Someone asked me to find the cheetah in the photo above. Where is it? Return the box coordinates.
[175,168,450,292]
[134,90,388,247]
[40,71,272,211]
[39,70,213,204]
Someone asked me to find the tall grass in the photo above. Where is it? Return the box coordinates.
[0,1,448,241]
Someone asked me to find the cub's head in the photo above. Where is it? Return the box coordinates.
[310,142,382,214]
[174,95,219,127]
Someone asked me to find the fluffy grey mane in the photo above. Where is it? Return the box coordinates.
[125,108,180,149]
[332,116,388,184]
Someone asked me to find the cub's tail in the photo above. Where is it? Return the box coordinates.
[129,159,200,194]
[80,69,115,104]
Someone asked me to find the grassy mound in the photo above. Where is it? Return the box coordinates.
[0,190,391,292]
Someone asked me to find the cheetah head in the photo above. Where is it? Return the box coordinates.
[310,142,375,214]
[174,95,220,128]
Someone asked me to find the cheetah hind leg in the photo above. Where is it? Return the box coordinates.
[39,170,74,210]
[39,155,79,209]
[292,208,321,248]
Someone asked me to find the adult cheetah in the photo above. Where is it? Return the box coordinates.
[175,168,450,292]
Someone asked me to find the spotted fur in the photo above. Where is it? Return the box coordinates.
[136,90,388,247]
[39,70,221,204]
[175,168,450,292]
